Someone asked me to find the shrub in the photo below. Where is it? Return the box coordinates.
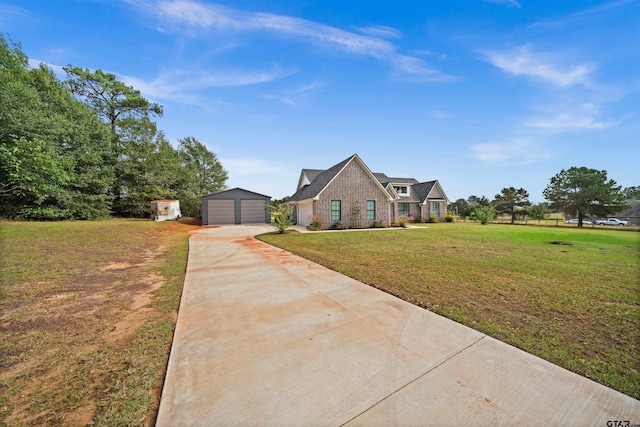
[471,206,497,225]
[268,203,294,233]
[308,215,323,231]
[427,215,437,223]
[413,215,423,223]
[395,215,411,228]
[371,220,387,228]
[444,214,455,223]
[329,221,346,230]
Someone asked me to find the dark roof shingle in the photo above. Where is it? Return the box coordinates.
[288,155,355,202]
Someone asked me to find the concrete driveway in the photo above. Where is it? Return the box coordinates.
[157,225,640,426]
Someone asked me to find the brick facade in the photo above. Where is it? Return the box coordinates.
[315,160,390,228]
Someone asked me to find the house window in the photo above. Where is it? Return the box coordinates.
[398,203,410,217]
[331,200,341,221]
[394,186,408,195]
[366,200,376,220]
[432,202,440,217]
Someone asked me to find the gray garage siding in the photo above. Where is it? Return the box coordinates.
[202,188,271,225]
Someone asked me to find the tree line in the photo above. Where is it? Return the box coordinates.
[0,34,227,220]
[449,168,637,227]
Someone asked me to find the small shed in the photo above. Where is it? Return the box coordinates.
[151,200,181,221]
[202,188,271,225]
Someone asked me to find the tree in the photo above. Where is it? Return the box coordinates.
[112,123,184,217]
[468,195,491,207]
[64,66,163,136]
[622,186,640,200]
[178,137,228,217]
[543,167,628,227]
[1,36,66,210]
[529,203,550,222]
[493,187,531,224]
[1,35,113,219]
[448,198,472,218]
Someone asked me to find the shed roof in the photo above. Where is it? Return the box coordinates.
[202,187,271,199]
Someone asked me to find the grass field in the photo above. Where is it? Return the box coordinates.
[258,223,640,399]
[0,219,199,426]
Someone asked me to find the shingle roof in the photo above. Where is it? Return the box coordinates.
[616,199,640,218]
[410,181,436,203]
[388,177,420,185]
[288,155,441,204]
[288,155,355,202]
[301,169,324,183]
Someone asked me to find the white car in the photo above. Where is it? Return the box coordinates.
[565,218,592,224]
[595,218,630,226]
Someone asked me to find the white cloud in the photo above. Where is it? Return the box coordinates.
[260,94,296,106]
[527,113,629,132]
[471,140,552,164]
[354,25,403,40]
[529,0,634,28]
[0,4,29,27]
[431,110,452,119]
[391,55,458,82]
[484,0,522,8]
[415,50,448,61]
[483,45,594,87]
[296,80,324,94]
[525,102,632,133]
[260,80,325,106]
[120,65,296,103]
[126,0,456,82]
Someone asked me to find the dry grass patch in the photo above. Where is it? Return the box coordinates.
[258,223,640,399]
[0,219,199,426]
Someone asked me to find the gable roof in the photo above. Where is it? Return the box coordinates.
[411,180,449,204]
[411,181,436,203]
[288,154,392,203]
[287,155,448,204]
[202,187,271,199]
[288,156,354,202]
[303,169,324,182]
[296,169,325,190]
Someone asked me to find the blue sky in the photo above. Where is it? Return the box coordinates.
[2,0,639,201]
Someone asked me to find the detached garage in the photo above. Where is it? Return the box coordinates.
[202,188,271,225]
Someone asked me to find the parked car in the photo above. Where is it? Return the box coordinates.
[595,218,630,226]
[565,218,592,224]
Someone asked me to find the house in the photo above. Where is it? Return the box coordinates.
[611,199,640,225]
[286,154,449,228]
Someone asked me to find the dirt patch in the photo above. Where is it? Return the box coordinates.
[106,273,166,344]
[101,262,134,271]
[0,220,200,426]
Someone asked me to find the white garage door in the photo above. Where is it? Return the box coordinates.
[208,199,235,224]
[240,200,266,223]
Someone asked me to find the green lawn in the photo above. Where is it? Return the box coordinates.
[258,223,640,399]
